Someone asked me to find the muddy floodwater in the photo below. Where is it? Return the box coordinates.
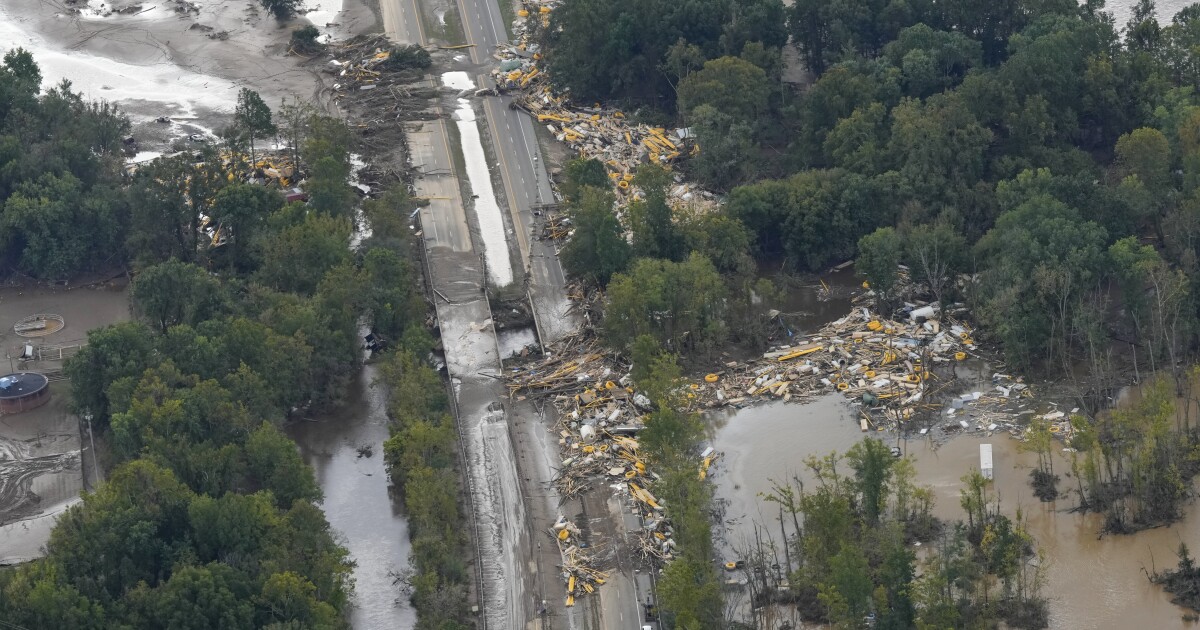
[0,283,129,564]
[711,396,1200,628]
[287,361,416,629]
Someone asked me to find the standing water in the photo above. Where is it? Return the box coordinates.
[710,396,1200,628]
[287,359,417,629]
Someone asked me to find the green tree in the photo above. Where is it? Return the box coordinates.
[846,437,895,526]
[656,557,721,629]
[307,155,356,217]
[245,423,322,507]
[47,460,195,600]
[259,0,301,19]
[561,186,630,285]
[857,227,903,305]
[887,94,992,206]
[291,25,323,53]
[258,212,352,294]
[974,195,1109,368]
[0,563,107,630]
[679,210,752,274]
[545,0,730,103]
[125,155,201,265]
[142,564,255,630]
[677,56,770,121]
[1127,0,1163,52]
[257,571,339,627]
[0,48,42,124]
[1,173,124,278]
[560,158,609,203]
[819,543,873,626]
[883,24,982,98]
[235,88,276,166]
[65,321,157,421]
[628,164,685,260]
[687,104,759,190]
[188,492,279,560]
[604,253,728,355]
[210,183,284,272]
[363,247,425,343]
[824,102,889,174]
[132,259,228,333]
[1115,127,1172,193]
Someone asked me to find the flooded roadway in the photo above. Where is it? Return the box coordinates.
[711,394,1200,629]
[287,361,417,629]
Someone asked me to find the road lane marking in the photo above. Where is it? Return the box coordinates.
[481,93,529,264]
[408,0,427,44]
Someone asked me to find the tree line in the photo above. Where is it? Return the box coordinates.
[0,52,442,628]
[543,0,1200,624]
[546,0,1200,385]
[756,451,1047,629]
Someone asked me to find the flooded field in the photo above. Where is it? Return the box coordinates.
[710,396,1200,628]
[768,266,861,339]
[287,360,417,628]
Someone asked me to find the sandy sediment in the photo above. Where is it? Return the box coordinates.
[0,0,377,152]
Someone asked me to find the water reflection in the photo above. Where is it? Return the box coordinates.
[710,397,1200,629]
[287,362,417,629]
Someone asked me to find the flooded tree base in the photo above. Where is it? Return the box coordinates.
[1152,544,1200,617]
[995,598,1051,629]
[1029,469,1060,502]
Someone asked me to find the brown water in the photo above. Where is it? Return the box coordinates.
[287,362,417,629]
[768,266,863,338]
[711,396,1200,629]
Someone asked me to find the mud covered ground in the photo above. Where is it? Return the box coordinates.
[0,0,376,154]
[0,282,130,564]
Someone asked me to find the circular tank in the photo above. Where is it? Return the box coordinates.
[0,373,50,413]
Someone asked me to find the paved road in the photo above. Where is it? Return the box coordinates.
[378,0,621,627]
[375,2,531,630]
[453,0,580,343]
[448,5,633,630]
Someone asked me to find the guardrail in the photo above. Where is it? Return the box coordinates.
[414,209,489,630]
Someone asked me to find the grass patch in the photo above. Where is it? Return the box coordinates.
[442,7,466,46]
[442,114,471,206]
[497,0,516,40]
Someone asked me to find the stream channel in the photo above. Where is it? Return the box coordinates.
[287,356,417,628]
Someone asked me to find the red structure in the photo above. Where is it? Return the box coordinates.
[0,373,50,413]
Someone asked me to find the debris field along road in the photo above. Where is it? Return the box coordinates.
[453,0,581,345]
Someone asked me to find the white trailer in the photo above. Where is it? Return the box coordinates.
[980,443,994,480]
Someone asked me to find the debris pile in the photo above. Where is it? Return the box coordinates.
[491,4,719,209]
[506,293,1072,607]
[679,302,1050,435]
[321,36,439,161]
[325,36,439,122]
[552,515,608,607]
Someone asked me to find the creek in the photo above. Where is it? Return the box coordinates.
[287,358,417,629]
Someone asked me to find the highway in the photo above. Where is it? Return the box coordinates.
[376,0,624,626]
[376,2,533,630]
[454,0,579,342]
